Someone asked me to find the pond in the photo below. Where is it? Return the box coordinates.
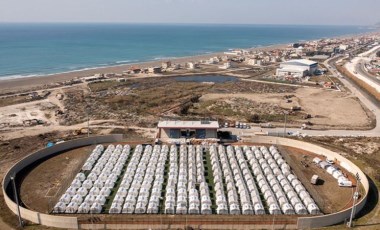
[174,75,238,83]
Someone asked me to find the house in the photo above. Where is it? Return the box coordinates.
[148,67,162,74]
[161,61,172,69]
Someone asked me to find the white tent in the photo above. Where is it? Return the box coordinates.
[229,204,240,215]
[165,203,175,214]
[65,187,77,197]
[99,187,111,196]
[242,204,254,215]
[53,202,66,213]
[75,173,86,182]
[294,203,308,215]
[116,187,128,197]
[70,179,82,188]
[71,194,83,204]
[77,202,90,214]
[254,204,265,215]
[84,195,96,205]
[176,204,187,214]
[135,202,146,214]
[89,187,100,196]
[93,179,104,189]
[281,203,295,215]
[104,179,115,189]
[307,203,320,215]
[122,203,134,214]
[65,202,79,213]
[82,180,93,189]
[189,203,199,214]
[59,194,72,204]
[147,203,159,214]
[90,202,103,214]
[294,184,306,194]
[95,195,106,205]
[201,204,212,215]
[268,204,281,215]
[82,162,93,171]
[77,187,88,197]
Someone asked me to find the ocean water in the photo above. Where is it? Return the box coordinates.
[0,23,375,79]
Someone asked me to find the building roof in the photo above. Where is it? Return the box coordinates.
[310,55,329,60]
[158,120,219,129]
[277,67,308,72]
[283,59,317,66]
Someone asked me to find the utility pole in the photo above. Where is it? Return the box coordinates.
[86,104,90,138]
[11,176,23,228]
[283,112,288,137]
[347,172,360,228]
[87,112,90,138]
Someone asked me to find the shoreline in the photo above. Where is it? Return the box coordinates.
[0,43,287,93]
[0,29,378,93]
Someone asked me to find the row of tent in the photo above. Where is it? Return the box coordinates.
[164,145,179,214]
[313,157,352,187]
[110,145,167,213]
[55,144,320,215]
[247,146,319,215]
[54,144,130,213]
[210,145,260,215]
[247,146,296,214]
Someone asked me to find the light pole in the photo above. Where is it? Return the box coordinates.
[347,172,360,228]
[283,111,288,137]
[11,176,23,228]
[86,105,90,138]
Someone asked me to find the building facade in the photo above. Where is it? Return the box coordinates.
[276,59,318,77]
[157,120,219,139]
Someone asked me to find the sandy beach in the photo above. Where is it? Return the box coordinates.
[0,44,287,94]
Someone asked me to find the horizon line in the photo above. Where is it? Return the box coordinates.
[0,21,374,27]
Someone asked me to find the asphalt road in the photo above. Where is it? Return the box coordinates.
[232,47,380,137]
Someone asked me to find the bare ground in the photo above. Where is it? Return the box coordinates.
[201,87,374,130]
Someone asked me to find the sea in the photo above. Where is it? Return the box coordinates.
[0,23,375,79]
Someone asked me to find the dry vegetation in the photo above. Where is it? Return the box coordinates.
[61,77,296,127]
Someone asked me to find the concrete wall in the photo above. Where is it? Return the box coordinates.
[2,134,123,229]
[246,136,369,229]
[160,128,170,139]
[2,135,368,229]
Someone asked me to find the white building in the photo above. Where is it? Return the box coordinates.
[157,120,219,139]
[276,59,318,77]
[186,62,198,70]
[245,58,258,66]
[219,61,235,69]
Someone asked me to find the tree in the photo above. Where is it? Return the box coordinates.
[247,113,260,123]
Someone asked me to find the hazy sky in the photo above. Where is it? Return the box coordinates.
[0,0,379,25]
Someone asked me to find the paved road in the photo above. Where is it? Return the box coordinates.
[231,47,380,137]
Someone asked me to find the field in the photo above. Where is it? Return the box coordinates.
[0,75,375,143]
[17,142,355,217]
[0,133,379,229]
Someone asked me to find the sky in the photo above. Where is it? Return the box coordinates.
[0,0,379,26]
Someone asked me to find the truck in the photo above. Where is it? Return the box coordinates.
[338,181,353,187]
[310,175,319,185]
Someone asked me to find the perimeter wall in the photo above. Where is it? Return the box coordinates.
[2,134,123,229]
[2,135,369,229]
[247,136,369,229]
